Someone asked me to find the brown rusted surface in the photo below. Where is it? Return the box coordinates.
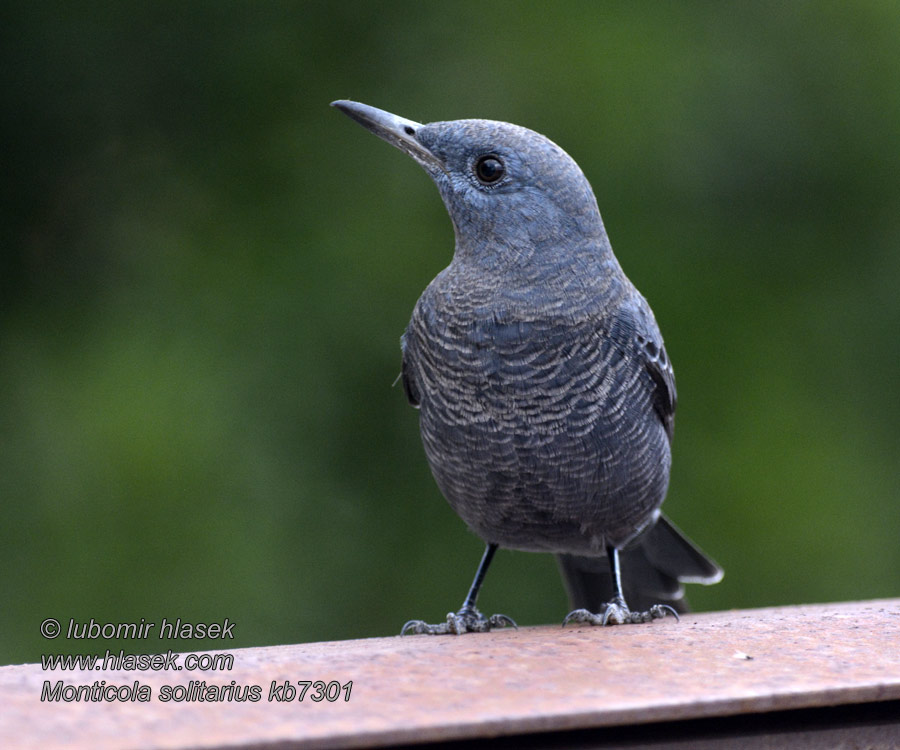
[2,599,899,749]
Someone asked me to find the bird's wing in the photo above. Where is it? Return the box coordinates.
[610,297,677,441]
[643,338,676,441]
[399,331,421,408]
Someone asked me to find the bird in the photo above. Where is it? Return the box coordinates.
[331,100,722,634]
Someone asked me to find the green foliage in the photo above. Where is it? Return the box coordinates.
[2,1,898,663]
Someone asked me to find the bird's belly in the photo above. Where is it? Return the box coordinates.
[418,378,670,554]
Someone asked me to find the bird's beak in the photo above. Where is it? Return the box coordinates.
[331,100,445,174]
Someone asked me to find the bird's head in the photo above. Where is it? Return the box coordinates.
[332,100,609,271]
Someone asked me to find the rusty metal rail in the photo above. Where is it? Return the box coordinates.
[2,599,899,748]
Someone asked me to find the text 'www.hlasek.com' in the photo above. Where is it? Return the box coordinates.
[38,617,352,703]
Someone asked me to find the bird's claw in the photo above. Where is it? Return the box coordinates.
[562,600,678,627]
[401,607,517,635]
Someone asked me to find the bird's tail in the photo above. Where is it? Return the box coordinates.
[556,514,723,614]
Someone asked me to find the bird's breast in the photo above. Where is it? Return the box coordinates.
[410,302,637,437]
[404,284,671,552]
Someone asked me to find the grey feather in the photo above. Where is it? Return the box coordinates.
[333,100,721,625]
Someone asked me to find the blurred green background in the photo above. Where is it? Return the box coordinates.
[2,1,898,665]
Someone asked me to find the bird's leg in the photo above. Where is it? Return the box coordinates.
[401,543,517,635]
[562,546,679,627]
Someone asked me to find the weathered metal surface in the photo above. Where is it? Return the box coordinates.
[2,599,899,749]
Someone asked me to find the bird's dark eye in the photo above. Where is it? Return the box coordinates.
[474,155,505,184]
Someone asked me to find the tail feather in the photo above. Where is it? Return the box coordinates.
[557,514,722,614]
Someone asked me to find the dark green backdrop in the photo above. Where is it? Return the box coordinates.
[2,2,898,664]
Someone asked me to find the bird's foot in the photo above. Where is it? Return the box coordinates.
[401,606,517,635]
[562,597,678,627]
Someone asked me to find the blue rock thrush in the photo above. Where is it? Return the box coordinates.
[332,100,722,634]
